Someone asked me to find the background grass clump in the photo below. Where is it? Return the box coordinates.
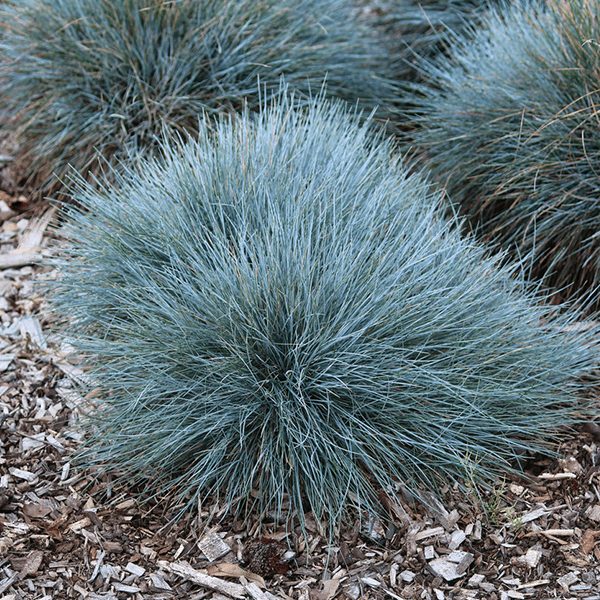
[49,93,600,535]
[0,0,396,192]
[406,0,600,302]
[355,0,499,82]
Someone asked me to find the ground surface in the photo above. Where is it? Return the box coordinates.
[0,169,600,600]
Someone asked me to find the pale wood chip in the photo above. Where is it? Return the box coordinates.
[244,581,278,600]
[198,533,231,561]
[414,526,444,541]
[68,517,91,532]
[112,582,141,593]
[0,574,18,594]
[0,252,39,269]
[148,573,172,590]
[9,467,37,483]
[516,579,550,590]
[449,529,466,550]
[538,472,576,480]
[16,207,55,253]
[428,552,473,582]
[124,562,145,577]
[158,560,246,598]
[524,528,574,537]
[0,354,15,372]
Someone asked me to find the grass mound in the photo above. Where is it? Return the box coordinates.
[0,0,396,191]
[407,0,600,301]
[49,93,599,535]
[357,0,497,81]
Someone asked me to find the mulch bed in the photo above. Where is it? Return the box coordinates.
[0,187,599,600]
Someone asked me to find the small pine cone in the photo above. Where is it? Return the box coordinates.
[244,537,288,577]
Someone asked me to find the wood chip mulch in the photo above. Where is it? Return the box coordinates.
[0,195,600,600]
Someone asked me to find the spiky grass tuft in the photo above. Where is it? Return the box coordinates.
[0,0,396,192]
[48,93,599,535]
[356,0,498,81]
[407,0,600,302]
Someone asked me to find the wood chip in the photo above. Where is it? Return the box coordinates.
[523,546,542,568]
[585,504,600,521]
[516,579,551,590]
[148,573,172,590]
[198,533,231,561]
[68,517,92,532]
[19,550,43,578]
[538,472,577,480]
[524,528,574,537]
[159,560,246,598]
[0,252,39,269]
[581,529,600,554]
[400,570,415,583]
[467,574,485,587]
[557,571,579,591]
[16,315,46,349]
[415,527,445,541]
[520,506,552,523]
[103,541,124,553]
[0,575,17,594]
[449,529,466,550]
[9,467,37,482]
[16,207,55,253]
[125,562,145,577]
[22,434,45,452]
[112,582,141,593]
[244,581,280,600]
[22,503,52,518]
[0,354,15,372]
[428,552,473,582]
[455,552,475,575]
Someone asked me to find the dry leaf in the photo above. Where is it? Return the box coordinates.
[69,516,92,532]
[581,529,600,554]
[44,514,69,541]
[208,563,266,588]
[19,550,43,578]
[0,537,12,555]
[23,503,52,519]
[312,579,340,600]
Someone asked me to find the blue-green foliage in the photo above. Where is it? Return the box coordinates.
[357,0,499,81]
[407,0,600,300]
[49,94,599,533]
[0,0,396,190]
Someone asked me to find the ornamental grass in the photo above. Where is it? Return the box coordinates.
[0,0,396,191]
[407,0,600,303]
[358,0,497,81]
[48,93,600,535]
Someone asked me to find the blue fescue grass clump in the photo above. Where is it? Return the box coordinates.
[357,0,498,81]
[49,93,599,535]
[406,0,600,302]
[0,0,397,192]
